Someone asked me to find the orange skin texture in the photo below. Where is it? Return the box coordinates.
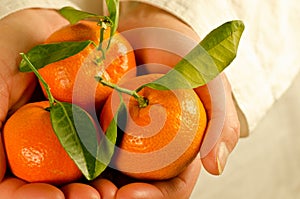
[100,74,207,180]
[2,101,82,185]
[38,21,136,111]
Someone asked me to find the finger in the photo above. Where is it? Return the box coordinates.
[13,182,65,199]
[152,154,202,199]
[90,178,117,199]
[117,182,164,199]
[200,111,240,175]
[0,177,26,198]
[0,137,6,181]
[197,74,240,175]
[116,154,201,199]
[61,183,100,199]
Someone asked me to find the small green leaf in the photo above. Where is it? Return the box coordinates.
[50,101,115,180]
[99,95,125,163]
[92,94,126,178]
[105,0,119,37]
[142,20,245,90]
[200,20,245,72]
[59,6,104,25]
[19,41,93,72]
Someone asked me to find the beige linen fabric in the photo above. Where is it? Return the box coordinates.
[0,0,103,18]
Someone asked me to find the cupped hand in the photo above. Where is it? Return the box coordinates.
[0,8,100,199]
[118,1,240,176]
[0,7,202,199]
[91,154,202,199]
[0,3,240,199]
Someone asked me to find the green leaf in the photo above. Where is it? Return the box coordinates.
[50,101,115,180]
[105,0,119,37]
[19,41,93,72]
[142,20,245,90]
[200,20,245,72]
[58,6,103,24]
[99,93,125,168]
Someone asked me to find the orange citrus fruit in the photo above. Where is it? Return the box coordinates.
[38,20,136,111]
[100,74,207,180]
[2,101,82,185]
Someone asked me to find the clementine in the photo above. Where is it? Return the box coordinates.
[38,20,136,111]
[100,74,207,180]
[2,101,82,185]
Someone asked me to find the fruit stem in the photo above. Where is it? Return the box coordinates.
[20,53,56,107]
[95,18,113,63]
[95,76,148,108]
[97,24,106,61]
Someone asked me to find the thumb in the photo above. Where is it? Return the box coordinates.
[195,74,240,175]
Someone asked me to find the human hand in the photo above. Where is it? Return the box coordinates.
[117,0,240,179]
[0,7,203,199]
[90,3,240,198]
[0,8,202,199]
[0,4,240,199]
[0,8,103,199]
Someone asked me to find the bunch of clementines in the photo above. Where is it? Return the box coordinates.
[2,19,207,185]
[2,5,244,186]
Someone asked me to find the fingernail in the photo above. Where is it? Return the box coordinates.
[216,142,229,175]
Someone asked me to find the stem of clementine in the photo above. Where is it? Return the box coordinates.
[95,76,148,108]
[20,53,56,107]
[96,18,113,63]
